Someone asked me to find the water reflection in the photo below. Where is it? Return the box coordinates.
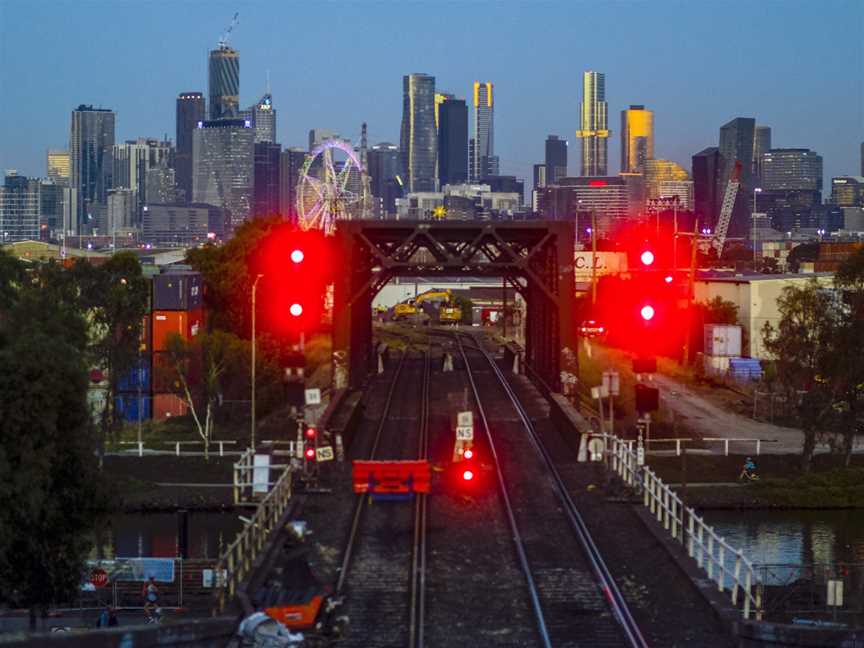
[91,512,242,560]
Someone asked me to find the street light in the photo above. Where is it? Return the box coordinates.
[251,274,264,454]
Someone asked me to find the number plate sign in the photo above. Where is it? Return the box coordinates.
[304,388,321,405]
[455,426,474,441]
[316,446,335,462]
[602,370,620,396]
[456,411,473,428]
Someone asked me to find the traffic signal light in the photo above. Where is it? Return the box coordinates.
[304,446,316,460]
[635,384,660,413]
[640,249,655,267]
[462,468,475,481]
[305,427,317,440]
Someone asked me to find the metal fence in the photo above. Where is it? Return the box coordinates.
[753,563,864,625]
[609,434,763,619]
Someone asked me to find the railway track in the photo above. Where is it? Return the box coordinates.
[455,332,648,648]
[335,347,431,648]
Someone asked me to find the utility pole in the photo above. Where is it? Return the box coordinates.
[591,210,598,306]
[251,274,264,453]
[502,276,507,339]
[682,219,699,365]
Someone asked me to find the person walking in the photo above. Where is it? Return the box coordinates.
[142,576,159,620]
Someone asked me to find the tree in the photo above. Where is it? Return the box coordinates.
[0,284,108,628]
[762,280,841,470]
[72,254,149,461]
[786,242,819,273]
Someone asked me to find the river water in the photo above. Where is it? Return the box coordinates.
[90,512,243,560]
[707,509,864,566]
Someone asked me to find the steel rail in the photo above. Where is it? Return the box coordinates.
[335,348,409,595]
[408,348,430,648]
[454,335,553,648]
[462,333,649,648]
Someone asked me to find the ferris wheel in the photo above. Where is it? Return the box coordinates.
[296,139,368,234]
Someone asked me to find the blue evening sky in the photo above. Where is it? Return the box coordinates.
[1,0,861,184]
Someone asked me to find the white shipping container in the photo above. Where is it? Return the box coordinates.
[704,324,742,357]
[703,355,731,377]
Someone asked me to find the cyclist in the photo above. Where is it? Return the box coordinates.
[739,457,758,481]
[142,576,159,620]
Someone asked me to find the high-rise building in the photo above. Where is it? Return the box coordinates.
[280,147,307,223]
[436,94,468,186]
[717,117,756,236]
[176,92,205,203]
[142,203,227,247]
[46,149,71,186]
[692,147,721,227]
[400,73,437,192]
[831,176,864,207]
[106,188,137,233]
[146,163,177,206]
[240,93,276,143]
[39,180,66,236]
[533,164,547,190]
[658,180,695,211]
[0,172,40,242]
[761,148,823,194]
[208,46,239,120]
[368,142,402,216]
[69,105,115,233]
[538,176,632,237]
[111,138,174,225]
[860,142,864,176]
[620,105,653,174]
[545,136,568,185]
[253,142,281,218]
[576,71,609,177]
[753,126,771,185]
[644,159,689,200]
[472,81,498,181]
[192,119,255,229]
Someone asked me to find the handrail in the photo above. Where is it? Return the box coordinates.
[608,434,763,620]
[214,462,294,614]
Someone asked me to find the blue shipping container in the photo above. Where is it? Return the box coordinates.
[115,393,152,423]
[116,360,152,392]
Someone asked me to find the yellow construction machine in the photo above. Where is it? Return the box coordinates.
[393,289,462,324]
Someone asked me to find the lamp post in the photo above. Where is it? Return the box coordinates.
[251,274,264,453]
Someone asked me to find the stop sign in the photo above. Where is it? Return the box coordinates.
[90,567,109,588]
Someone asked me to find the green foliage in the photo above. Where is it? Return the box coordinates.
[0,247,25,312]
[786,242,820,273]
[0,279,109,619]
[451,294,474,324]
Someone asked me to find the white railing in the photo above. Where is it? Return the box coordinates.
[232,444,301,505]
[215,462,294,614]
[609,435,763,620]
[643,437,777,457]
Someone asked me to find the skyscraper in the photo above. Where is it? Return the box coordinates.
[472,81,497,181]
[620,105,653,174]
[111,138,173,224]
[545,135,568,185]
[437,94,468,186]
[176,92,205,203]
[644,159,689,200]
[208,46,239,120]
[193,119,254,229]
[280,147,307,223]
[576,71,609,176]
[692,147,720,227]
[400,73,437,193]
[368,142,402,216]
[240,93,276,143]
[46,149,71,186]
[0,172,40,242]
[253,142,281,218]
[752,125,771,185]
[717,117,756,235]
[759,148,823,211]
[69,105,115,233]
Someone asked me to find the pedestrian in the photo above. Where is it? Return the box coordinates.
[108,607,119,627]
[96,605,110,628]
[142,576,159,619]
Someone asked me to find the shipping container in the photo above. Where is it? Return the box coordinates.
[702,355,731,378]
[152,352,182,393]
[116,359,152,392]
[153,272,203,311]
[140,315,152,353]
[152,309,203,351]
[114,393,152,423]
[153,393,189,421]
[703,324,742,357]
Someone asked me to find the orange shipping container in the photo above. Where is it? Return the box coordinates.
[153,393,188,421]
[152,309,204,351]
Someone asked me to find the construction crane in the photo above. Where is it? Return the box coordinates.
[218,12,239,48]
[713,160,742,255]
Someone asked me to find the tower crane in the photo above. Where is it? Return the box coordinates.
[218,12,239,48]
[712,160,742,255]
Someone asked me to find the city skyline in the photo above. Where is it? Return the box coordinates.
[0,1,860,186]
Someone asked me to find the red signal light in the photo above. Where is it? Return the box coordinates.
[463,449,474,460]
[640,250,655,266]
[304,447,315,460]
[290,249,304,264]
[305,427,316,439]
[640,305,655,321]
[462,469,474,481]
[289,303,303,317]
[664,275,673,284]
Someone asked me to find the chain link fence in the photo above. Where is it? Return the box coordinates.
[755,563,864,626]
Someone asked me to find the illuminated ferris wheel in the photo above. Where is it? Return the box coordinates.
[296,139,368,234]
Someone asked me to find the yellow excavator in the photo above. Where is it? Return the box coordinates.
[393,289,462,324]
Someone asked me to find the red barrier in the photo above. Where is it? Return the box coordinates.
[352,460,431,495]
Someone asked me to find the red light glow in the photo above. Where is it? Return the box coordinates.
[305,428,316,439]
[462,469,474,481]
[588,180,608,187]
[290,249,304,263]
[289,303,303,317]
[664,275,673,284]
[640,305,655,321]
[304,447,315,459]
[640,250,655,266]
[463,449,474,459]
